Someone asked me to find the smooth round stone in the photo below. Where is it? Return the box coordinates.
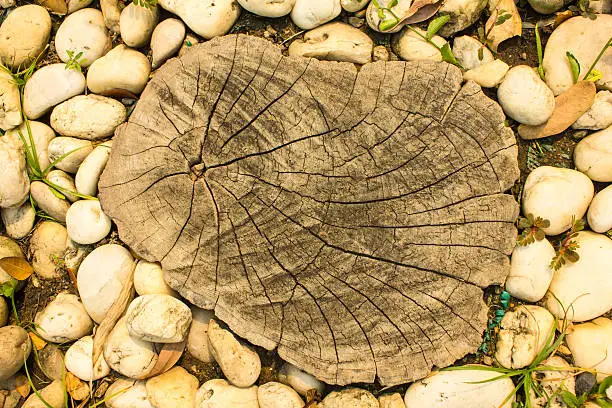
[157,0,240,39]
[393,27,447,62]
[545,231,612,322]
[75,141,113,196]
[0,298,8,327]
[126,294,191,343]
[104,316,158,379]
[106,378,153,408]
[572,91,612,130]
[7,121,56,171]
[0,326,31,381]
[39,344,65,381]
[195,379,258,408]
[567,317,612,382]
[1,202,35,239]
[187,307,214,363]
[404,368,516,408]
[278,362,325,397]
[145,367,198,408]
[0,70,21,131]
[0,132,29,209]
[0,5,51,69]
[238,0,295,17]
[574,126,612,182]
[529,356,575,407]
[23,63,86,120]
[291,0,341,30]
[575,372,597,396]
[543,15,612,95]
[378,393,405,408]
[505,238,556,302]
[435,0,488,36]
[120,3,159,48]
[341,0,369,12]
[522,166,594,235]
[30,181,71,224]
[28,221,68,279]
[22,380,64,408]
[497,65,555,126]
[151,18,186,69]
[452,36,494,70]
[55,8,111,68]
[208,319,261,387]
[366,0,412,33]
[495,305,555,369]
[65,335,111,381]
[77,244,134,323]
[134,261,179,297]
[587,184,612,233]
[66,0,95,13]
[51,95,126,140]
[320,388,378,408]
[87,45,151,95]
[47,137,94,174]
[46,170,79,202]
[288,22,373,65]
[35,293,93,342]
[258,382,304,408]
[66,200,112,245]
[528,0,563,13]
[0,236,25,287]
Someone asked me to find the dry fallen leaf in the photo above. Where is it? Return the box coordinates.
[0,257,34,281]
[36,0,67,14]
[138,341,186,379]
[92,261,135,364]
[29,332,48,351]
[518,81,596,139]
[14,374,30,398]
[65,373,89,401]
[553,10,574,28]
[485,0,522,52]
[397,0,444,26]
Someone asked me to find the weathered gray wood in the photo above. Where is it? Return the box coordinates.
[99,34,520,386]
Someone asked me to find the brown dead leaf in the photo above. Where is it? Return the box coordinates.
[397,0,443,26]
[485,0,522,52]
[0,257,33,281]
[36,0,67,14]
[553,10,574,28]
[518,81,596,139]
[92,261,135,364]
[65,373,89,401]
[137,341,186,379]
[29,332,47,351]
[14,374,30,398]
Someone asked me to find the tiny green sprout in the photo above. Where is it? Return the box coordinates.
[495,9,512,26]
[549,216,584,271]
[517,213,550,246]
[584,37,612,82]
[566,51,580,84]
[133,0,158,9]
[535,23,545,81]
[372,0,400,32]
[0,278,19,325]
[405,18,465,69]
[185,40,193,47]
[64,50,84,72]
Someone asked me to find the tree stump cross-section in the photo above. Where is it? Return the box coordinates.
[99,34,520,386]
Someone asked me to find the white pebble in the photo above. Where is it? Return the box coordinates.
[55,8,111,68]
[75,141,113,196]
[151,18,186,69]
[35,293,93,342]
[66,200,112,245]
[65,335,111,381]
[498,66,555,126]
[134,261,179,297]
[587,184,612,233]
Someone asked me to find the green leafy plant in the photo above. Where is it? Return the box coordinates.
[406,16,464,69]
[566,51,580,84]
[496,9,512,25]
[64,50,84,72]
[569,0,597,20]
[535,23,545,80]
[517,214,550,246]
[371,0,400,32]
[584,37,612,82]
[0,279,19,325]
[132,0,157,9]
[560,376,612,408]
[550,216,584,271]
[479,290,510,353]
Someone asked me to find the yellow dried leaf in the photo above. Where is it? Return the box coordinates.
[29,332,47,351]
[66,372,89,401]
[36,0,67,14]
[14,374,30,398]
[0,257,33,281]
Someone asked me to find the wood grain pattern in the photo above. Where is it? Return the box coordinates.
[99,34,520,386]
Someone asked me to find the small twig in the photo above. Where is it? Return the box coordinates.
[281,30,306,45]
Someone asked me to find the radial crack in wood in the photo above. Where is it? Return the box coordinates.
[99,34,520,386]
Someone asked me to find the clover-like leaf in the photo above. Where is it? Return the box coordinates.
[98,35,519,386]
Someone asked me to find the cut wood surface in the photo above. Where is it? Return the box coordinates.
[99,34,520,386]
